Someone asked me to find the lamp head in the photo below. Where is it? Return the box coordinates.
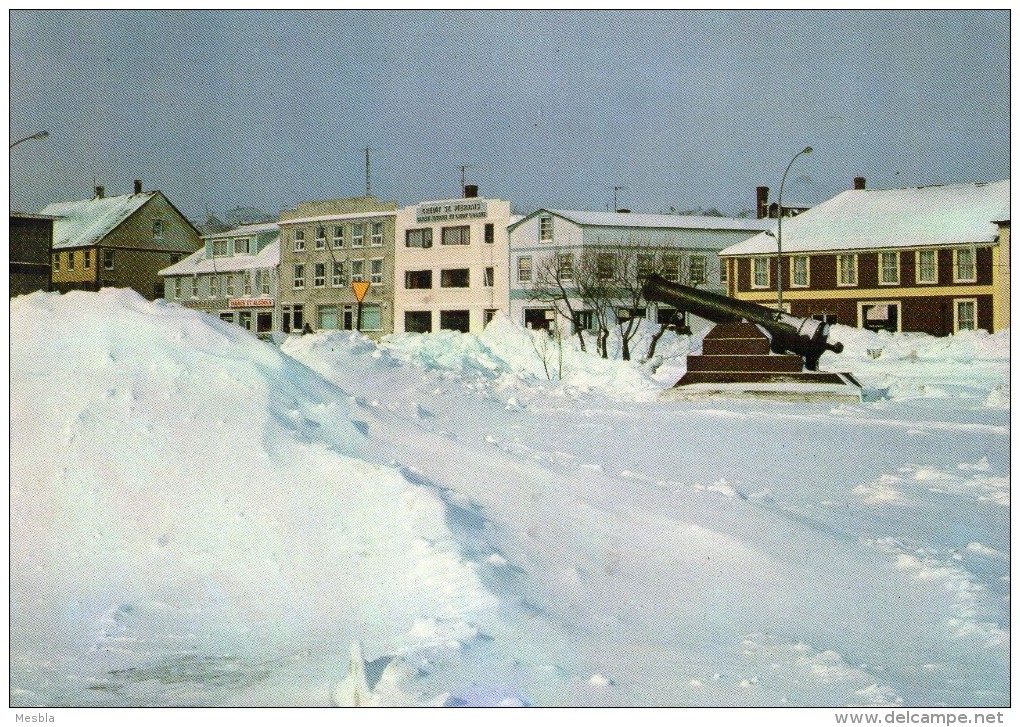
[803,146,813,154]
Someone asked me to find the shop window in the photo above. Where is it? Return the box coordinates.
[361,303,382,331]
[405,311,432,333]
[440,309,470,332]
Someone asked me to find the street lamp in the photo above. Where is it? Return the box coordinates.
[775,145,812,312]
[10,130,49,149]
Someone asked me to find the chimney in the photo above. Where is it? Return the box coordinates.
[616,208,631,213]
[853,176,866,190]
[464,184,478,198]
[756,186,770,219]
[134,179,143,194]
[94,186,105,199]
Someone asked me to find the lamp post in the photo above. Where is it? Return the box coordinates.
[10,130,49,149]
[775,145,812,312]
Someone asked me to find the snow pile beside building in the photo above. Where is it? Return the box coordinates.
[10,289,500,706]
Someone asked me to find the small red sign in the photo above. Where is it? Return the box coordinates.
[229,297,274,308]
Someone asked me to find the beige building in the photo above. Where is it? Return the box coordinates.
[394,186,512,333]
[277,196,398,336]
[41,181,201,299]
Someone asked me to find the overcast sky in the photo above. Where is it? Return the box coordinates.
[9,9,1009,220]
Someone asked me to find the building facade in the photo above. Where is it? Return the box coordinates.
[393,187,513,334]
[10,213,55,296]
[276,197,398,336]
[159,222,281,335]
[507,209,772,332]
[41,181,202,299]
[719,180,1010,335]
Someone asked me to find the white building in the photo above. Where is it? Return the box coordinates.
[159,222,281,335]
[507,209,772,332]
[393,187,513,333]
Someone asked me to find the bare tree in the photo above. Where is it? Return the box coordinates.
[528,253,588,352]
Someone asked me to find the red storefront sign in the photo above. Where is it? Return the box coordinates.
[229,298,274,309]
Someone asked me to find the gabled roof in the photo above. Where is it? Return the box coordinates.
[41,192,158,250]
[202,222,279,240]
[720,180,1010,256]
[159,238,280,276]
[509,208,773,233]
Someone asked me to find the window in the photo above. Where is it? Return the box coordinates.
[791,256,809,287]
[954,298,977,332]
[954,247,976,282]
[220,312,235,323]
[52,253,60,272]
[662,253,680,282]
[720,259,728,284]
[67,251,74,271]
[226,274,235,297]
[539,214,553,242]
[83,250,92,269]
[596,253,615,280]
[169,253,182,264]
[559,254,574,282]
[315,227,326,249]
[318,305,338,330]
[332,226,344,248]
[484,223,495,244]
[210,275,220,297]
[637,253,656,279]
[879,251,899,285]
[441,268,470,288]
[352,224,364,247]
[173,278,182,298]
[406,270,432,289]
[103,249,114,270]
[916,249,937,284]
[405,311,432,333]
[405,228,433,248]
[442,225,470,246]
[153,219,164,239]
[837,254,858,286]
[361,303,382,331]
[243,272,252,295]
[212,239,228,256]
[860,302,900,333]
[261,270,270,294]
[351,259,364,282]
[314,263,326,287]
[294,230,306,251]
[440,310,470,332]
[239,311,252,330]
[332,261,345,287]
[188,277,197,298]
[484,267,495,287]
[812,313,838,325]
[234,238,250,255]
[370,258,383,284]
[283,304,304,332]
[752,257,769,288]
[484,309,498,326]
[370,222,383,246]
[689,255,706,284]
[294,264,305,289]
[517,256,532,283]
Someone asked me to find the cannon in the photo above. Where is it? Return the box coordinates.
[642,274,844,371]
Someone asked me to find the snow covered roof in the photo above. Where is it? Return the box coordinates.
[536,209,773,233]
[720,180,1010,256]
[279,210,396,225]
[40,192,158,250]
[202,222,279,239]
[159,238,280,276]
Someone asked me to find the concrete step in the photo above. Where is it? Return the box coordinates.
[685,353,804,373]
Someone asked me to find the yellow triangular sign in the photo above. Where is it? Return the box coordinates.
[352,281,371,302]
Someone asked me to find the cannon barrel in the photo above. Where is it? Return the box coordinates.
[642,274,844,370]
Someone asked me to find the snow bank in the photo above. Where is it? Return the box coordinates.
[821,325,1009,402]
[10,290,498,706]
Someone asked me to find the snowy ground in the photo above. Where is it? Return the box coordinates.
[9,290,1010,708]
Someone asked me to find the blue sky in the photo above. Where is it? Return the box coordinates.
[9,10,1009,220]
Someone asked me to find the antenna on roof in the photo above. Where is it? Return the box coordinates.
[611,185,628,213]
